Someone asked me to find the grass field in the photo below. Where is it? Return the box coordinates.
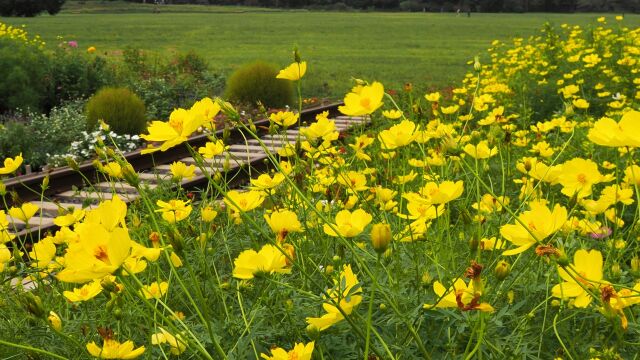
[3,2,639,98]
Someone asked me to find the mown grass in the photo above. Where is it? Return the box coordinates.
[3,4,639,97]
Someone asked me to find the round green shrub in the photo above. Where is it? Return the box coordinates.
[86,87,147,135]
[224,61,293,108]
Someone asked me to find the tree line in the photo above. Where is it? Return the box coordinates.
[128,0,640,12]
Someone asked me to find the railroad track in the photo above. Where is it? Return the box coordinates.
[3,102,368,243]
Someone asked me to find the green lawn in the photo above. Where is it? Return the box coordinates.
[3,4,638,98]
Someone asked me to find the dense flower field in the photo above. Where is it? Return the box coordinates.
[1,17,640,359]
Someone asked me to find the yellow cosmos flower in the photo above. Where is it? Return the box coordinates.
[378,120,417,150]
[56,223,132,283]
[63,280,103,302]
[190,97,221,125]
[0,243,12,271]
[424,92,441,102]
[300,116,339,143]
[306,264,362,331]
[101,162,122,178]
[276,61,307,81]
[169,161,195,181]
[552,249,604,308]
[224,190,265,213]
[440,104,459,115]
[152,328,187,355]
[156,199,192,223]
[261,341,314,360]
[269,111,299,127]
[141,108,205,154]
[140,281,169,299]
[201,206,218,222]
[463,140,498,159]
[337,171,368,192]
[381,109,402,119]
[558,158,608,199]
[339,81,384,116]
[232,244,292,280]
[29,237,56,269]
[500,201,567,256]
[48,311,62,331]
[86,339,145,359]
[516,157,561,184]
[8,202,39,223]
[323,208,372,238]
[54,209,85,227]
[424,278,493,312]
[529,141,554,158]
[250,173,285,191]
[587,111,640,147]
[419,180,464,205]
[198,140,226,159]
[0,153,22,175]
[264,209,303,242]
[87,46,96,54]
[471,194,509,214]
[623,165,640,186]
[572,98,590,109]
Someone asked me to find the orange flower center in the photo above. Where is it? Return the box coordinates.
[169,118,184,134]
[360,98,371,109]
[577,173,587,184]
[94,246,110,264]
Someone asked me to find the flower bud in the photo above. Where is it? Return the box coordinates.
[305,324,320,340]
[631,256,640,277]
[21,293,45,318]
[370,223,391,254]
[48,311,62,331]
[556,248,570,267]
[473,56,482,71]
[421,271,432,286]
[0,181,6,196]
[42,175,49,190]
[495,260,511,280]
[122,164,140,187]
[66,157,79,171]
[610,263,622,279]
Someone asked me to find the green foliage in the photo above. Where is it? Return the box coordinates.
[225,61,293,108]
[119,48,225,119]
[0,101,87,170]
[0,38,48,113]
[44,43,114,111]
[85,87,147,135]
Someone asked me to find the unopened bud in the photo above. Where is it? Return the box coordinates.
[42,175,49,190]
[610,263,622,279]
[21,293,45,318]
[305,324,320,340]
[370,223,392,254]
[631,256,640,277]
[169,229,184,253]
[293,47,301,63]
[0,181,6,196]
[473,56,482,71]
[48,311,62,331]
[122,164,140,187]
[556,248,570,267]
[66,157,79,171]
[421,271,432,286]
[495,260,511,280]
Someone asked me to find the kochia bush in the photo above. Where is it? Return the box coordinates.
[225,60,293,108]
[86,87,147,135]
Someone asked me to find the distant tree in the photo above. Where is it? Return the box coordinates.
[0,0,65,16]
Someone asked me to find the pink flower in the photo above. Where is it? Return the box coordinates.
[67,41,78,48]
